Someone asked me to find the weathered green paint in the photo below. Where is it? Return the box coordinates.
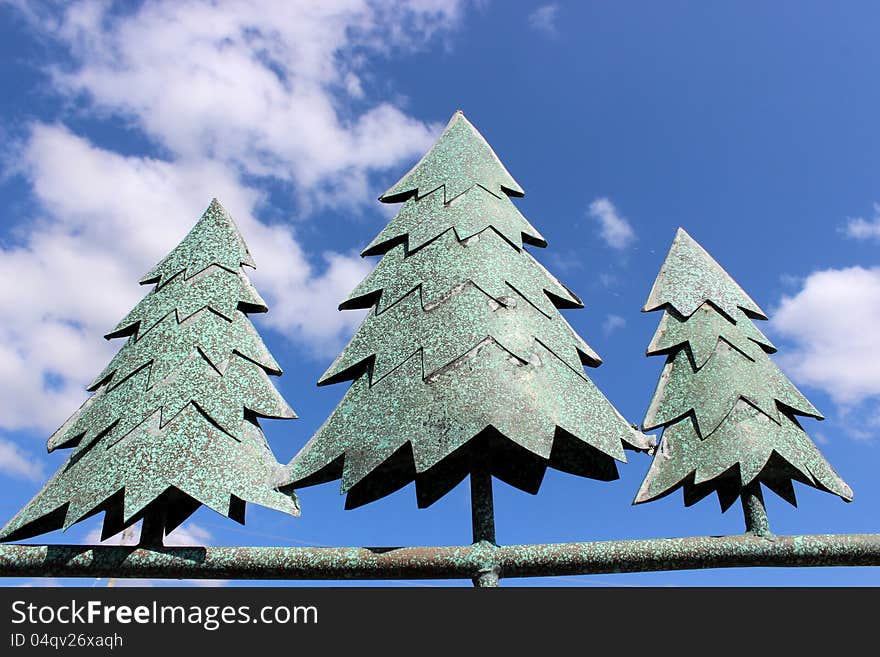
[647,304,775,368]
[0,199,299,545]
[2,533,880,581]
[379,111,525,204]
[140,200,256,286]
[636,227,852,513]
[344,228,581,320]
[363,185,546,256]
[643,227,766,320]
[323,280,598,387]
[281,111,650,511]
[644,340,822,436]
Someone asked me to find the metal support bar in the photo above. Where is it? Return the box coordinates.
[470,465,496,546]
[2,533,880,581]
[469,460,498,588]
[740,482,771,537]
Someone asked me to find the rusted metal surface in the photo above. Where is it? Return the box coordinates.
[0,200,299,546]
[636,228,852,514]
[2,534,880,581]
[281,110,650,513]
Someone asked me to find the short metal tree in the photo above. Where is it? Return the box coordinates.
[281,111,651,569]
[0,199,299,546]
[635,228,853,534]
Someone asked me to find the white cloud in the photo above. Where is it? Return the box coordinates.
[0,438,45,481]
[602,314,627,336]
[28,0,459,209]
[843,202,880,240]
[0,1,467,434]
[599,272,619,288]
[588,197,636,250]
[772,266,880,407]
[528,4,560,37]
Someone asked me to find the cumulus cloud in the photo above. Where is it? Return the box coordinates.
[0,1,466,434]
[528,4,560,37]
[602,314,627,336]
[843,202,880,241]
[0,439,45,481]
[588,197,636,250]
[0,124,371,432]
[28,0,458,209]
[772,266,880,407]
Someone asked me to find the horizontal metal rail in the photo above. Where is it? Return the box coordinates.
[1,533,880,582]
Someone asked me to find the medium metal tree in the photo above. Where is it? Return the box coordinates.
[0,199,299,546]
[634,228,852,534]
[281,111,650,552]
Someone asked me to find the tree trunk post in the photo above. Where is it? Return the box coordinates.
[470,459,499,587]
[741,481,771,537]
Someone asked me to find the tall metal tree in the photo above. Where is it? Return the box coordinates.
[634,228,852,534]
[282,111,650,552]
[0,199,299,546]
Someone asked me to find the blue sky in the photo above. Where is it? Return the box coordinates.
[1,1,879,587]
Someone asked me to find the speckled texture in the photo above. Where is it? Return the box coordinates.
[3,532,880,581]
[322,282,598,386]
[363,185,546,256]
[643,228,766,320]
[346,229,580,319]
[281,111,650,510]
[106,266,267,342]
[380,111,525,204]
[647,304,775,368]
[636,228,852,513]
[643,339,822,435]
[140,199,256,286]
[0,199,299,545]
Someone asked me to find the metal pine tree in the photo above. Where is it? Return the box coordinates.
[281,112,650,574]
[0,199,299,546]
[634,228,852,534]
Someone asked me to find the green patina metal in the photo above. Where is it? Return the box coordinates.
[362,186,546,256]
[0,118,874,588]
[2,533,880,581]
[642,227,766,321]
[379,111,525,204]
[636,228,853,520]
[279,112,651,529]
[323,281,598,387]
[0,200,299,546]
[343,228,580,319]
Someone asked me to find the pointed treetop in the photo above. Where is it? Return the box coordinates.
[380,111,525,204]
[140,198,256,288]
[643,228,766,320]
